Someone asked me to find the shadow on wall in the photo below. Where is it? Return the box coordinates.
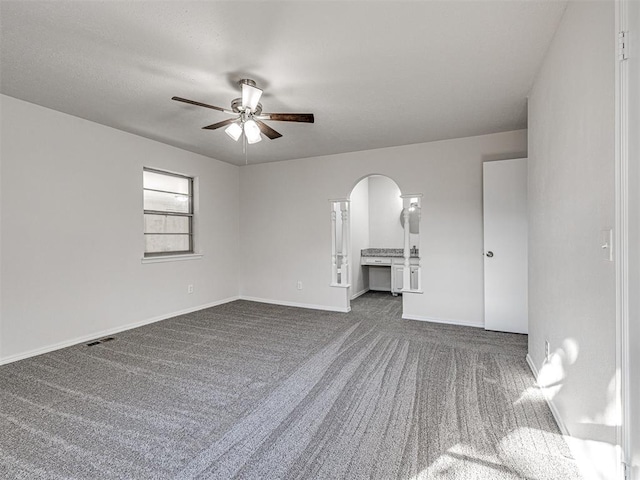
[535,338,619,479]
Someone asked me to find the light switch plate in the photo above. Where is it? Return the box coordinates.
[601,229,613,262]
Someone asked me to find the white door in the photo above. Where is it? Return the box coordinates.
[483,159,528,334]
[392,264,404,293]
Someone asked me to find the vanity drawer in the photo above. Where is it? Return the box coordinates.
[361,257,392,266]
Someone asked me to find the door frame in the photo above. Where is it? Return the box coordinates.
[332,174,423,314]
[615,0,635,476]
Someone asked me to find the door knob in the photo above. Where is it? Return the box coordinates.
[486,251,494,258]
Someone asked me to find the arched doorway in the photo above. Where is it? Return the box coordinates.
[330,174,422,313]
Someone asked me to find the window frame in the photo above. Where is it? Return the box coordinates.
[143,167,194,257]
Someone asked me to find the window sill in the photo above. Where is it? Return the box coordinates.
[141,253,203,264]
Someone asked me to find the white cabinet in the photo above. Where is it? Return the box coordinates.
[361,255,419,294]
[392,262,419,293]
[392,265,404,293]
[410,265,419,290]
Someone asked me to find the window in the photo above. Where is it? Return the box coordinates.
[143,168,193,256]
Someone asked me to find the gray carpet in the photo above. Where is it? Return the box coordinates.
[0,292,581,479]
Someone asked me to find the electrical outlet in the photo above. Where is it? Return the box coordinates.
[187,284,194,294]
[544,340,550,362]
[297,281,303,290]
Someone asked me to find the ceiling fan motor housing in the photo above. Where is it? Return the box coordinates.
[231,97,262,115]
[239,78,257,88]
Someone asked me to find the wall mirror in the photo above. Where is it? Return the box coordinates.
[400,201,420,234]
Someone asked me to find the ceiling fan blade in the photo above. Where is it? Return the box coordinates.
[255,120,283,140]
[260,113,314,123]
[202,118,238,130]
[172,96,233,114]
[241,83,263,112]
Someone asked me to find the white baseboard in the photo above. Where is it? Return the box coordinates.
[0,296,240,366]
[525,353,570,436]
[351,288,369,300]
[401,313,484,328]
[239,296,351,313]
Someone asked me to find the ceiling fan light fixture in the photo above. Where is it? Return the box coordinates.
[241,83,263,112]
[173,77,313,148]
[225,122,243,141]
[244,119,262,144]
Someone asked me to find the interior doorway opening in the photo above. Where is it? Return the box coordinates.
[330,174,422,313]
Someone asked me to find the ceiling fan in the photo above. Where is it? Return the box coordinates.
[172,79,314,145]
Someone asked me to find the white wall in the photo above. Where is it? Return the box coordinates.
[349,177,369,298]
[0,95,240,362]
[527,1,617,476]
[239,130,527,322]
[367,175,403,248]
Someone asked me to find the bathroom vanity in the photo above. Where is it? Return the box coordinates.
[360,248,419,294]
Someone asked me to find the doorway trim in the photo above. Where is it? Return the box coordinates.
[331,174,423,314]
[615,0,633,476]
[328,198,351,289]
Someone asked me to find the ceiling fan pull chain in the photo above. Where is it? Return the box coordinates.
[243,132,248,164]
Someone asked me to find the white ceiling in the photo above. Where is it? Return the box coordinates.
[0,1,567,166]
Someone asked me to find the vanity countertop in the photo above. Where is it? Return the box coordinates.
[361,248,419,258]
